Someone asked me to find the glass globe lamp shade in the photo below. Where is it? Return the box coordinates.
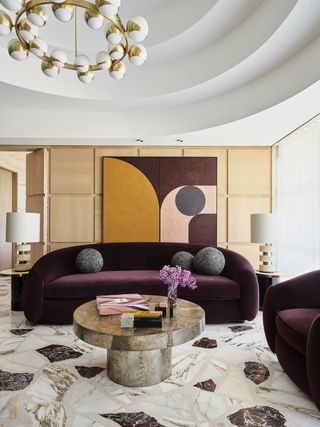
[8,38,29,61]
[96,0,120,17]
[0,11,12,36]
[27,6,48,27]
[17,19,39,41]
[128,44,147,66]
[108,44,124,61]
[127,16,148,42]
[105,23,122,45]
[85,10,104,30]
[29,37,48,58]
[109,61,126,79]
[77,70,94,84]
[74,54,90,72]
[51,49,67,68]
[41,60,60,77]
[1,0,24,12]
[96,50,111,70]
[52,3,74,23]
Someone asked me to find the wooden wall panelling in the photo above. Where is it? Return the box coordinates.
[95,147,139,194]
[228,148,271,195]
[50,148,94,194]
[227,243,260,270]
[26,195,47,242]
[30,243,47,265]
[12,172,18,212]
[217,195,227,244]
[48,242,91,252]
[184,148,227,194]
[26,149,47,196]
[139,148,184,157]
[218,243,227,248]
[50,195,94,242]
[228,196,271,243]
[0,168,13,270]
[42,146,271,266]
[94,195,102,242]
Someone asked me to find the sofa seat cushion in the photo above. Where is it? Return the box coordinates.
[45,270,240,301]
[276,308,320,356]
[180,274,239,301]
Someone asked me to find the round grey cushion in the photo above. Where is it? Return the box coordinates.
[171,251,194,271]
[194,247,225,275]
[75,248,104,273]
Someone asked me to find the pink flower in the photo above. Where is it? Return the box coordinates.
[159,265,197,290]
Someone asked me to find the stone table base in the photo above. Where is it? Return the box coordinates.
[107,348,172,387]
[73,296,205,387]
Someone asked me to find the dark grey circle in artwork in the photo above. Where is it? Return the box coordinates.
[175,186,205,216]
[194,247,225,275]
[171,251,195,271]
[75,248,104,273]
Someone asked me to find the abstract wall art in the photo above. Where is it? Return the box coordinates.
[103,157,217,245]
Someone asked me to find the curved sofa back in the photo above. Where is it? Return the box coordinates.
[30,242,253,286]
[31,242,212,284]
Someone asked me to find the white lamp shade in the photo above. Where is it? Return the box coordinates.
[251,213,275,244]
[6,212,40,243]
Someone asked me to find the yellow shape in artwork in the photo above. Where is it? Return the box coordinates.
[103,158,160,242]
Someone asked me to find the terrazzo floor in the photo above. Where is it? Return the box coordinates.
[0,276,319,427]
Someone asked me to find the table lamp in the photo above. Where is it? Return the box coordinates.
[6,212,40,272]
[251,213,275,273]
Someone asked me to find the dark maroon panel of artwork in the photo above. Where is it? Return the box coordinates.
[189,214,217,246]
[159,157,217,203]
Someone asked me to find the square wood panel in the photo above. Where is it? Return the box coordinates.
[94,195,102,242]
[217,195,227,243]
[227,244,259,270]
[95,148,139,194]
[50,148,94,194]
[26,195,46,242]
[48,242,91,252]
[139,148,184,157]
[50,196,94,242]
[184,148,226,194]
[31,243,47,266]
[228,196,271,242]
[26,149,47,196]
[228,148,271,195]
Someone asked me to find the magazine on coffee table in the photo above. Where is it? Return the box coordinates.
[96,293,149,315]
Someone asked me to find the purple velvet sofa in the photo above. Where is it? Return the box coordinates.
[263,270,320,410]
[23,242,259,325]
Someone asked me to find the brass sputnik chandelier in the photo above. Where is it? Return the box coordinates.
[0,0,148,83]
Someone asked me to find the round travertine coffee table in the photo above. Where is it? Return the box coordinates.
[73,295,205,387]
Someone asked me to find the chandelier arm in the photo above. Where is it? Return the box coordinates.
[96,13,128,65]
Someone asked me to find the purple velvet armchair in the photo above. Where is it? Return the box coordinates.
[23,242,259,325]
[263,270,320,410]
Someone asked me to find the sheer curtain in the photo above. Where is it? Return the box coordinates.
[273,118,320,276]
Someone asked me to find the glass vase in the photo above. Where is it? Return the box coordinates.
[167,283,177,307]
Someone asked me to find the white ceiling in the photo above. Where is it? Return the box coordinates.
[0,0,319,145]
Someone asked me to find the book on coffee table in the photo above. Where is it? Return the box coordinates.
[96,293,149,315]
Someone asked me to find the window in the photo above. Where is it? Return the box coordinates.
[273,118,320,275]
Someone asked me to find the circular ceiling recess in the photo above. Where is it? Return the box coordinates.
[0,0,320,140]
